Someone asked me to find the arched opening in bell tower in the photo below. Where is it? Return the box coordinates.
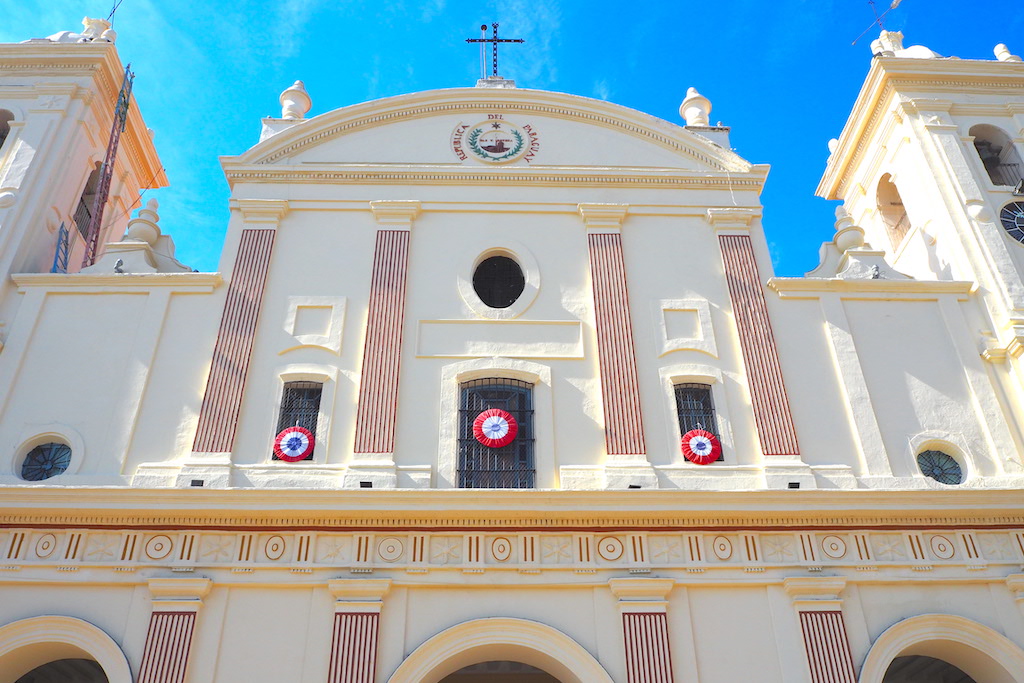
[0,109,14,153]
[970,124,1024,188]
[876,173,912,250]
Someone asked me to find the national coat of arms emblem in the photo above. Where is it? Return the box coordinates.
[451,115,539,164]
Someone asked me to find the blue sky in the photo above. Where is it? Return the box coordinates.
[4,0,1023,275]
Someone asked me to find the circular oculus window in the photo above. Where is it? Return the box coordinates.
[472,255,526,309]
[1000,201,1024,243]
[916,449,963,485]
[21,442,72,481]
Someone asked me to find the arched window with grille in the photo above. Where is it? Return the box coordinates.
[458,378,535,488]
[272,381,323,461]
[673,383,723,461]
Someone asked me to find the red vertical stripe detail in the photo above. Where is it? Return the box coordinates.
[798,611,857,683]
[621,612,674,683]
[588,233,646,455]
[353,230,411,453]
[193,229,276,452]
[718,234,800,456]
[137,611,197,683]
[328,612,380,683]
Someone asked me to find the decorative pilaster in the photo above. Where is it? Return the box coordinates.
[580,204,654,486]
[349,201,420,487]
[327,579,391,683]
[784,577,857,683]
[137,578,211,683]
[709,209,802,465]
[192,200,287,458]
[610,578,675,683]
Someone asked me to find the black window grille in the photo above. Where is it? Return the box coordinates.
[674,383,723,461]
[458,378,535,488]
[472,256,525,309]
[917,450,963,485]
[273,381,322,460]
[21,442,72,481]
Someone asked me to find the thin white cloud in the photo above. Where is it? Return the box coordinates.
[592,79,611,101]
[493,0,562,87]
[421,0,447,22]
[271,0,323,59]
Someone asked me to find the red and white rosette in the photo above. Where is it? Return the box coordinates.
[680,428,721,465]
[273,426,315,462]
[473,408,518,448]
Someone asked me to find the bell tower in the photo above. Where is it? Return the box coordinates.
[0,18,165,290]
[817,31,1024,347]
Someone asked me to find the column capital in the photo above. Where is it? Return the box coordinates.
[783,576,847,600]
[147,577,212,612]
[705,207,758,232]
[233,198,290,227]
[578,203,628,230]
[784,576,847,612]
[329,578,392,602]
[610,577,674,613]
[330,578,391,614]
[1006,573,1024,599]
[370,200,421,228]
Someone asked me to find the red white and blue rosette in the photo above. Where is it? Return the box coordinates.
[680,428,721,465]
[473,408,518,448]
[274,426,315,462]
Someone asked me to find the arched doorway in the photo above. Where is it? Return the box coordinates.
[440,660,561,682]
[0,616,131,683]
[882,655,974,682]
[388,617,613,683]
[15,659,108,682]
[859,614,1024,683]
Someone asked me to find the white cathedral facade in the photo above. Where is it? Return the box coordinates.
[0,17,1024,683]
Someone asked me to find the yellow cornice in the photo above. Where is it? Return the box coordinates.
[222,163,769,192]
[768,276,975,298]
[12,272,221,290]
[0,487,1021,531]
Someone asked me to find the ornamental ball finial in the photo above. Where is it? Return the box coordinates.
[280,80,311,120]
[680,87,711,126]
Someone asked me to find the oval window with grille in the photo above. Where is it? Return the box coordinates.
[473,256,525,309]
[21,443,72,481]
[916,450,963,485]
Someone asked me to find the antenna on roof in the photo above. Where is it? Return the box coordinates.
[852,0,904,46]
[107,0,127,23]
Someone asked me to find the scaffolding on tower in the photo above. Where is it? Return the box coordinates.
[80,64,133,268]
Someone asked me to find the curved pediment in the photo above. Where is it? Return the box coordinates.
[228,87,753,174]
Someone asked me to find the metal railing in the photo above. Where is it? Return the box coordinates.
[50,222,70,273]
[458,466,536,489]
[72,198,92,238]
[888,213,911,248]
[989,162,1024,188]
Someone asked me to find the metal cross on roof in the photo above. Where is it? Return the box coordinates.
[466,23,524,79]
